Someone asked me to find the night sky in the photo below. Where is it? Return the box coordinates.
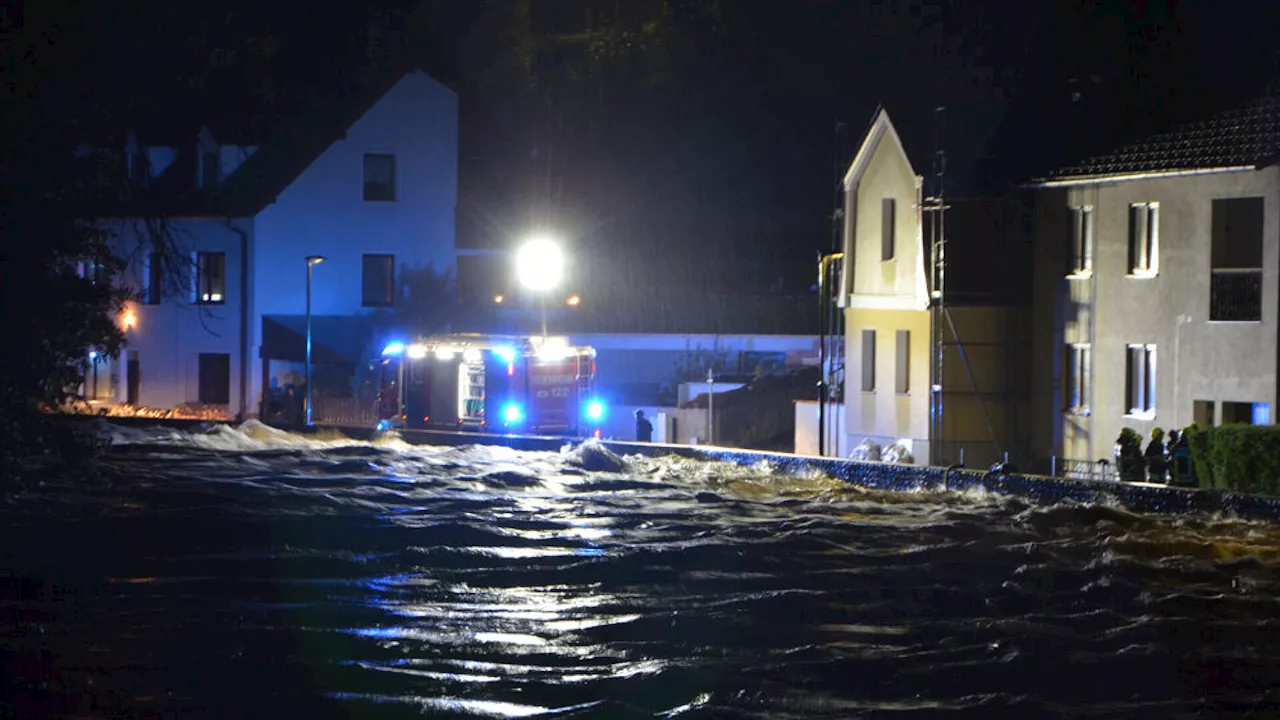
[27,0,1280,295]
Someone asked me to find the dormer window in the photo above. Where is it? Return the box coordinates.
[200,149,221,189]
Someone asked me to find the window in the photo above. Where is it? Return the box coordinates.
[143,251,162,305]
[362,254,395,307]
[1128,202,1159,276]
[1222,401,1270,426]
[200,150,221,189]
[1210,197,1264,321]
[881,198,896,260]
[1064,344,1091,414]
[81,260,109,285]
[1125,344,1157,417]
[894,329,910,394]
[194,252,226,305]
[860,329,876,392]
[198,353,231,405]
[363,153,397,201]
[1066,205,1093,276]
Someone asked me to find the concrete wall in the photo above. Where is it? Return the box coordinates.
[844,307,932,462]
[1030,169,1280,469]
[109,218,253,416]
[937,305,1032,469]
[794,400,849,457]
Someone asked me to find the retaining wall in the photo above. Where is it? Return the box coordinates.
[90,416,1280,522]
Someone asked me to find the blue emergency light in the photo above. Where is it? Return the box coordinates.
[502,403,524,424]
[586,400,605,421]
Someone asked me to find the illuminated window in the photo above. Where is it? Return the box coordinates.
[1066,205,1093,276]
[1125,344,1156,417]
[194,252,226,305]
[363,153,397,202]
[362,254,395,307]
[1127,202,1158,275]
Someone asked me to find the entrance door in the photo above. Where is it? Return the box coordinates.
[126,351,140,405]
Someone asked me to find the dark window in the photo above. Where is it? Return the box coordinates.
[198,353,231,404]
[894,329,910,394]
[1125,344,1156,416]
[1210,197,1263,322]
[143,251,162,305]
[1064,344,1090,413]
[201,150,221,189]
[860,329,876,392]
[363,153,397,201]
[362,254,395,307]
[195,252,226,305]
[881,198,896,260]
[1066,206,1093,275]
[1128,203,1158,274]
[1211,197,1264,268]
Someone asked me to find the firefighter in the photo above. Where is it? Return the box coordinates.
[1144,427,1167,483]
[635,409,653,443]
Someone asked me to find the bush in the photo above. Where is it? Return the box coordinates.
[1187,425,1280,497]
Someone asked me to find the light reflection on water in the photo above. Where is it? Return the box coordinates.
[2,421,1280,718]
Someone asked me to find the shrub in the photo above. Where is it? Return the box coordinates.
[1187,425,1280,497]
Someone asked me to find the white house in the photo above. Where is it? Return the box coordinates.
[92,65,457,418]
[1028,90,1280,474]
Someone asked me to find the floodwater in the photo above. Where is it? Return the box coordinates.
[4,423,1280,719]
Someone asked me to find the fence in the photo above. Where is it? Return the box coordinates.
[313,396,379,428]
[1210,269,1262,322]
[1057,457,1114,483]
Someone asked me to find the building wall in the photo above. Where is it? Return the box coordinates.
[844,308,932,462]
[249,70,459,414]
[1030,169,1280,470]
[937,305,1031,469]
[109,218,253,416]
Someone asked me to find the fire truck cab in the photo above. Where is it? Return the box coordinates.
[375,333,605,437]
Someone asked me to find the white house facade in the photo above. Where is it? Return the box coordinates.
[1028,91,1280,473]
[93,67,458,419]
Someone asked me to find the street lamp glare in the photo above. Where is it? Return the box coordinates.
[307,255,326,266]
[515,237,564,292]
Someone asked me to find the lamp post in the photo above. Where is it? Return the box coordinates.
[515,236,565,339]
[305,255,325,425]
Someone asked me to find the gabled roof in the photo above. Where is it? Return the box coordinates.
[1033,90,1280,186]
[841,107,912,189]
[95,56,433,218]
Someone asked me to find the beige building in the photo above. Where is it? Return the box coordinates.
[1028,93,1280,476]
[836,109,1030,467]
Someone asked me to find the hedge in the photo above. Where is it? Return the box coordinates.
[1186,425,1280,497]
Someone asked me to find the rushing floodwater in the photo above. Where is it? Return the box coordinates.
[4,423,1280,718]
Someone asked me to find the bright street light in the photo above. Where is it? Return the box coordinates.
[516,237,564,292]
[515,236,565,338]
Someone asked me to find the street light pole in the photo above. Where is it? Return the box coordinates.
[305,255,325,425]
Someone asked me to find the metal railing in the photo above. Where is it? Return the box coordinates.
[312,396,379,428]
[1057,458,1114,483]
[1210,269,1262,322]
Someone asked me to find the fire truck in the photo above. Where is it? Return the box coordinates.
[374,333,605,437]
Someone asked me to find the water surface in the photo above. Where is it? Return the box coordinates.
[3,422,1280,718]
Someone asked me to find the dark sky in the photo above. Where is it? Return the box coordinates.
[28,0,1280,295]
